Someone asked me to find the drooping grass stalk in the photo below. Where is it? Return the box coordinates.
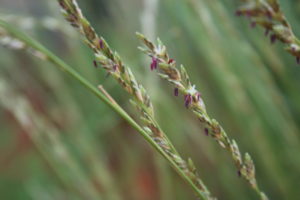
[56,0,216,199]
[137,33,268,200]
[0,18,214,199]
[236,0,300,64]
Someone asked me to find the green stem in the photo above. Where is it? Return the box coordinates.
[0,19,210,200]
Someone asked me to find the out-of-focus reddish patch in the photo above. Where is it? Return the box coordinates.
[23,88,47,114]
[22,87,70,131]
[135,167,157,200]
[0,111,33,171]
[91,176,104,194]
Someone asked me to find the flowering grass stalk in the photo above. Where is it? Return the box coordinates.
[0,4,216,199]
[56,1,215,199]
[137,33,268,200]
[236,0,300,64]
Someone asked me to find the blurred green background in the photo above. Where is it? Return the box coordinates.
[1,0,300,199]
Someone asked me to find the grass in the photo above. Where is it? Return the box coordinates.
[137,32,268,199]
[1,0,300,199]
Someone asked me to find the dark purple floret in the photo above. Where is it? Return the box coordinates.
[204,128,209,136]
[93,60,98,68]
[168,59,174,64]
[184,94,192,108]
[174,88,179,96]
[237,170,241,177]
[270,34,277,44]
[113,64,118,71]
[195,92,201,101]
[150,57,158,71]
[99,39,104,49]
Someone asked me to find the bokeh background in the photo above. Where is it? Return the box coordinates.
[1,0,300,199]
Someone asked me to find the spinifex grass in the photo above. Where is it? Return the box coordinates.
[236,0,300,63]
[137,33,268,200]
[56,0,215,199]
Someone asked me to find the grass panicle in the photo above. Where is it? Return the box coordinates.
[0,18,214,199]
[236,0,300,64]
[57,1,216,199]
[0,2,215,200]
[137,32,268,200]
